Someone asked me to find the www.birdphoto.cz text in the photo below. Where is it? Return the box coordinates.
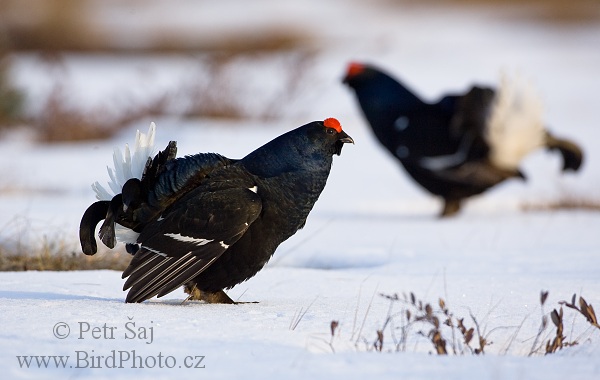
[16,351,206,370]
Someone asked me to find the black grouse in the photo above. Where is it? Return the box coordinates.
[343,62,583,216]
[80,119,353,303]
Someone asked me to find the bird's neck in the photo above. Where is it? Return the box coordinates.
[241,138,333,179]
[256,169,329,234]
[356,77,422,140]
[241,143,332,211]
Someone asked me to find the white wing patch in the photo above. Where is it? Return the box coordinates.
[219,241,229,249]
[248,186,258,193]
[396,145,410,158]
[419,134,474,171]
[142,245,167,257]
[164,233,213,246]
[395,116,410,131]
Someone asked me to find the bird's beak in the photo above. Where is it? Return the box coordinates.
[338,131,354,145]
[335,131,354,155]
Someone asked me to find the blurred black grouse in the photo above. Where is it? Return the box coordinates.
[80,119,353,303]
[343,62,583,216]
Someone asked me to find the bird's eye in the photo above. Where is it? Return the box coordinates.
[326,128,336,135]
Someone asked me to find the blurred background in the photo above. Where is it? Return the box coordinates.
[0,0,599,267]
[0,0,599,142]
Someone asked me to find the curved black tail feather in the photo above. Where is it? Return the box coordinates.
[79,201,110,255]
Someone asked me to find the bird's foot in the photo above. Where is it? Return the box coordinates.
[183,284,257,304]
[441,199,461,217]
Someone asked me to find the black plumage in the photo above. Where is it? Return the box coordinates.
[343,62,583,216]
[79,119,353,303]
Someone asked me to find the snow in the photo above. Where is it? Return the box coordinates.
[2,1,600,379]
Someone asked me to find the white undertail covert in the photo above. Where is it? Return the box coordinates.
[91,123,157,245]
[92,123,157,201]
[486,73,546,170]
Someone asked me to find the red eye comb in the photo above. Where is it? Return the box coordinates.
[324,118,342,133]
[346,62,365,78]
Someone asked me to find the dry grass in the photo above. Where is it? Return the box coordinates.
[522,196,600,212]
[1,0,316,142]
[0,241,130,271]
[0,245,130,271]
[543,293,599,354]
[4,49,315,143]
[3,0,595,142]
[289,296,319,331]
[1,0,310,53]
[0,54,24,127]
[371,292,493,355]
[1,0,102,52]
[32,83,168,142]
[181,51,315,121]
[2,0,596,54]
[392,0,600,24]
[527,291,599,355]
[317,289,599,356]
[0,217,130,271]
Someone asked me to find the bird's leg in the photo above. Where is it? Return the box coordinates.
[203,290,236,304]
[441,198,462,217]
[183,284,247,304]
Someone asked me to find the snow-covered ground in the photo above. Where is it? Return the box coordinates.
[1,1,600,379]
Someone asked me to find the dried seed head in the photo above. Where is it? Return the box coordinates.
[550,309,561,327]
[541,290,549,305]
[330,320,339,337]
